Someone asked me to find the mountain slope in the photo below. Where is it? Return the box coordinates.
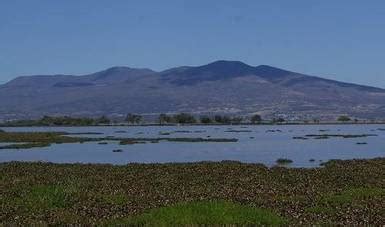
[0,60,384,120]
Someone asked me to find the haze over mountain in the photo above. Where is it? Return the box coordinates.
[1,60,385,121]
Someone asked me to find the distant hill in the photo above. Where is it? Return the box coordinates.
[1,60,385,120]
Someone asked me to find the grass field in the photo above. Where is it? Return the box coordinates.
[1,158,385,225]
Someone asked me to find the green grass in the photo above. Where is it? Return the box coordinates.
[11,185,75,212]
[107,201,286,225]
[305,187,385,215]
[320,187,385,206]
[100,193,128,205]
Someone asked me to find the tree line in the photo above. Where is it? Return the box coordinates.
[0,113,359,126]
[158,113,263,124]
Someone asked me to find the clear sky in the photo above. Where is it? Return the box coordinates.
[1,0,385,87]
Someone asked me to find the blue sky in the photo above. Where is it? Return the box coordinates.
[1,0,385,87]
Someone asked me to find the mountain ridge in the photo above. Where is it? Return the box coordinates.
[1,60,384,120]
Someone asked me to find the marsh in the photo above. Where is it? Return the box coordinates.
[1,124,384,167]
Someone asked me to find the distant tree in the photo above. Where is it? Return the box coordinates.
[38,115,95,126]
[337,115,351,122]
[200,116,212,124]
[214,115,223,123]
[159,114,172,125]
[251,114,262,124]
[96,115,110,124]
[231,116,243,124]
[214,115,231,124]
[272,117,285,124]
[172,113,196,124]
[126,113,142,124]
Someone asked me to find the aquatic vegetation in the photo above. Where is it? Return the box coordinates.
[356,142,368,145]
[1,158,385,225]
[292,136,308,140]
[66,132,104,135]
[0,131,87,143]
[0,142,50,149]
[118,137,238,144]
[194,130,206,133]
[224,130,252,133]
[159,132,171,135]
[305,134,377,139]
[97,142,108,145]
[266,129,282,133]
[119,140,146,145]
[0,131,238,151]
[112,149,123,152]
[276,158,293,165]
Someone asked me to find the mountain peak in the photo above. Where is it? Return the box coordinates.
[205,60,252,67]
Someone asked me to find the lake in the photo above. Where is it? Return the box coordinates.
[1,124,385,167]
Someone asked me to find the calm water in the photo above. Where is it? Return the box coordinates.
[1,125,385,167]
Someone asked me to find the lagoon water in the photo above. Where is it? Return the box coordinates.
[1,125,385,167]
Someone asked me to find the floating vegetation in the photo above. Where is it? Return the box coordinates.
[1,159,385,225]
[98,142,108,145]
[266,129,282,133]
[0,142,50,149]
[114,130,127,133]
[292,136,308,140]
[112,149,123,152]
[119,140,146,145]
[276,158,293,165]
[309,159,315,162]
[66,132,104,135]
[305,134,377,139]
[224,130,252,133]
[159,132,171,135]
[0,131,88,144]
[356,142,368,145]
[0,131,238,151]
[118,137,238,143]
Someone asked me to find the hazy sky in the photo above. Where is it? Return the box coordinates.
[1,0,385,87]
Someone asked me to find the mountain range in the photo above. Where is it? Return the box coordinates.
[1,60,385,120]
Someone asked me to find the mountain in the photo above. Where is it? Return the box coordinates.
[1,60,385,120]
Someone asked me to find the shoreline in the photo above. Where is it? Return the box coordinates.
[0,157,375,168]
[2,122,385,127]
